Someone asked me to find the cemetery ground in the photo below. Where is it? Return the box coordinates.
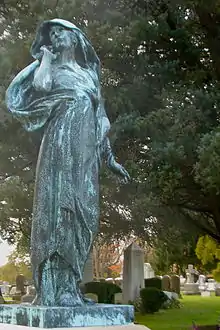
[136,295,220,330]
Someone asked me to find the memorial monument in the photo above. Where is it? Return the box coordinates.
[183,264,200,295]
[2,18,138,329]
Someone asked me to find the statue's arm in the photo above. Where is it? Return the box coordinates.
[101,137,130,183]
[101,137,115,168]
[33,47,55,92]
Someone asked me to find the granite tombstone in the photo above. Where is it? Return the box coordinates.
[122,243,145,303]
[144,263,155,279]
[171,275,180,295]
[162,275,171,292]
[183,264,200,295]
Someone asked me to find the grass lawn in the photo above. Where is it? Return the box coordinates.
[135,296,220,330]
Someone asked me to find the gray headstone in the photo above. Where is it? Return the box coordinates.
[162,275,171,292]
[27,286,36,296]
[16,274,26,295]
[122,243,144,303]
[21,294,34,303]
[185,264,198,284]
[82,251,94,284]
[21,285,36,302]
[84,293,98,303]
[9,286,16,295]
[105,278,114,283]
[207,279,216,291]
[198,274,207,291]
[201,291,211,297]
[1,282,10,295]
[183,266,200,295]
[114,292,123,304]
[171,275,180,294]
[144,263,155,279]
[115,277,123,289]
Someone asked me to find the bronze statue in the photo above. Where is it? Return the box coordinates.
[6,19,129,307]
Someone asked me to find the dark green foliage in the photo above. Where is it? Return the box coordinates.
[140,287,168,314]
[2,0,220,255]
[132,297,143,313]
[144,277,162,290]
[84,281,122,304]
[153,233,200,275]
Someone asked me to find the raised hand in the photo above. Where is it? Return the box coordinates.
[40,46,56,62]
[33,46,55,92]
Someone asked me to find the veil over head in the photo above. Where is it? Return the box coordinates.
[31,18,101,78]
[6,18,110,144]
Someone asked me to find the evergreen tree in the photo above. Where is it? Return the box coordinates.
[1,0,220,253]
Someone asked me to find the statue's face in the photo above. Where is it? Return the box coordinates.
[49,25,77,52]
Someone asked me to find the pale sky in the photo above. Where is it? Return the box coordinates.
[0,241,14,266]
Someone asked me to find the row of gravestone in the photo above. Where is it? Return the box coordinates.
[5,285,36,303]
[80,292,123,304]
[83,243,182,303]
[83,276,181,305]
[0,243,180,305]
[0,274,36,304]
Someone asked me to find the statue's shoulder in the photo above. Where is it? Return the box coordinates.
[18,60,40,79]
[10,60,40,85]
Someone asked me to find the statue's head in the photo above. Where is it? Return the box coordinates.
[31,19,100,77]
[48,24,78,53]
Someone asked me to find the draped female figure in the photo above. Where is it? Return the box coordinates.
[6,19,129,307]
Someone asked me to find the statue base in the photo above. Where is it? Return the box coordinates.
[0,304,134,328]
[0,325,150,330]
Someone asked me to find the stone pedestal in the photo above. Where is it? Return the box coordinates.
[183,283,200,295]
[207,279,216,292]
[21,286,36,304]
[0,324,150,330]
[0,304,134,328]
[201,291,211,297]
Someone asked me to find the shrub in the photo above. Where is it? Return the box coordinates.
[162,297,181,310]
[84,281,122,304]
[145,277,162,290]
[129,297,144,313]
[140,287,168,314]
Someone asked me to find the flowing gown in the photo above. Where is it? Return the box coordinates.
[6,60,110,306]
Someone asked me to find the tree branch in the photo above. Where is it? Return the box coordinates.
[178,208,220,243]
[0,161,33,184]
